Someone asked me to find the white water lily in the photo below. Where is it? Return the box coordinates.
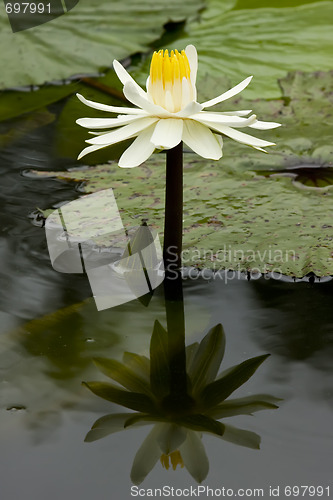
[76,45,280,167]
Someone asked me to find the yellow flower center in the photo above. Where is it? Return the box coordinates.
[148,49,194,113]
[150,49,191,88]
[160,450,185,471]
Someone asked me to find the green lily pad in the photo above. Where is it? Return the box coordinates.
[55,82,134,164]
[0,84,76,122]
[132,0,333,99]
[32,156,333,277]
[0,0,204,90]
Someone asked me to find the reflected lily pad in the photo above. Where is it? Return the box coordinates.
[0,108,55,148]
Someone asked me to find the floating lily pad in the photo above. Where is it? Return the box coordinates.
[0,84,77,122]
[31,154,333,277]
[0,0,204,90]
[132,0,333,99]
[55,81,131,164]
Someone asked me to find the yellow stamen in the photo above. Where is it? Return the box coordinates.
[150,48,191,88]
[160,454,170,470]
[148,47,194,112]
[160,451,184,471]
[163,51,172,86]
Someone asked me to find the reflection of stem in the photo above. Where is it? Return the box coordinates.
[164,269,192,411]
[163,143,183,272]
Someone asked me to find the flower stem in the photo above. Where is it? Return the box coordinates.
[163,142,183,272]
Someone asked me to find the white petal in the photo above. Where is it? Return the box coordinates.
[150,118,183,149]
[123,82,172,117]
[113,59,147,99]
[165,90,175,113]
[220,110,252,116]
[176,101,203,118]
[181,78,192,109]
[146,76,151,93]
[185,45,198,88]
[86,117,158,145]
[77,143,110,160]
[76,115,144,129]
[249,120,281,130]
[193,112,258,128]
[180,431,209,483]
[182,120,223,160]
[215,134,223,149]
[76,93,146,115]
[210,124,275,149]
[199,110,253,117]
[201,76,253,108]
[118,124,156,168]
[130,425,163,485]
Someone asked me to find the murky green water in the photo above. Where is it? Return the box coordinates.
[1,107,333,500]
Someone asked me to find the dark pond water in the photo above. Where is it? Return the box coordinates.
[0,116,332,500]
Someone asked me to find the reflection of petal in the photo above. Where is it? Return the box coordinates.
[188,323,225,392]
[156,423,187,455]
[93,357,153,396]
[85,413,134,442]
[218,424,261,449]
[130,424,164,485]
[207,394,280,419]
[122,352,150,383]
[179,430,209,483]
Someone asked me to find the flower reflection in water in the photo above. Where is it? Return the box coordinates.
[83,319,280,483]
